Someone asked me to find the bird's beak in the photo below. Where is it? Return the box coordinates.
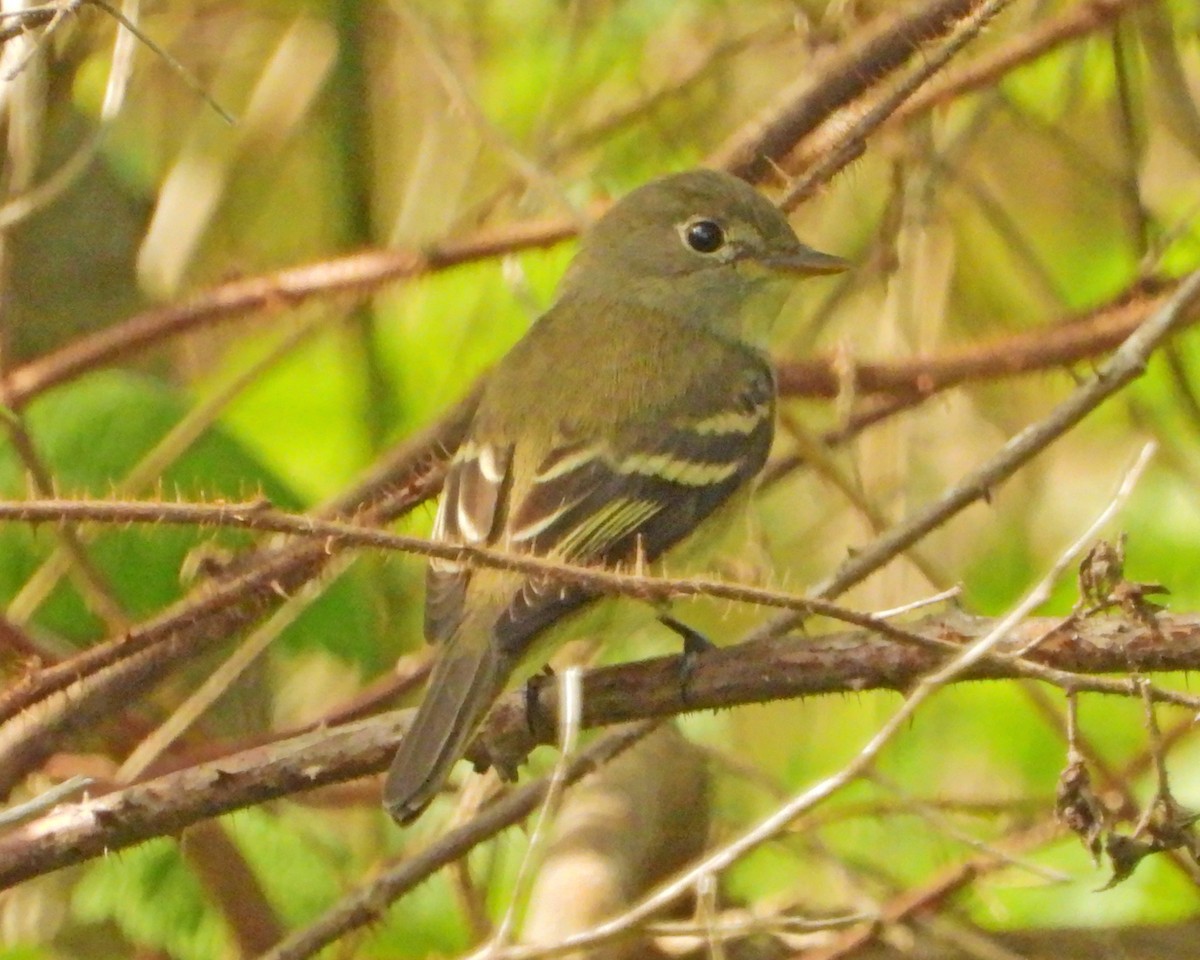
[759,243,849,276]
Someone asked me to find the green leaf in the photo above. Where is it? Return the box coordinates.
[73,840,228,960]
[0,371,303,642]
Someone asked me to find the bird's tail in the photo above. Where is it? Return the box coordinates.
[384,634,511,825]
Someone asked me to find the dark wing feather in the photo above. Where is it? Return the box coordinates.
[490,361,775,658]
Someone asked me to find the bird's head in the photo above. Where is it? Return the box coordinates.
[560,169,847,344]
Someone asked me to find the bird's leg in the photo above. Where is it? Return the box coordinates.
[657,612,715,705]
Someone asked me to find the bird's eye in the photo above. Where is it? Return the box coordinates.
[683,219,725,254]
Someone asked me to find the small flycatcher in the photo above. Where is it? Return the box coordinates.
[384,169,845,824]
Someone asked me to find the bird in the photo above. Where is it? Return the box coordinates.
[384,168,846,824]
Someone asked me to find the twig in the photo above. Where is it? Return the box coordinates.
[87,0,234,123]
[785,0,1154,174]
[0,775,91,827]
[711,0,991,179]
[874,585,962,619]
[869,771,1069,883]
[751,268,1200,645]
[484,668,584,957]
[1139,680,1173,810]
[779,0,1015,209]
[1,0,80,82]
[0,495,973,646]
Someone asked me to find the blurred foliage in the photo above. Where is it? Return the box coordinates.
[2,0,1200,957]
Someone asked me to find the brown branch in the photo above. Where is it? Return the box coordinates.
[0,496,947,649]
[0,220,575,410]
[775,282,1176,398]
[0,711,408,891]
[0,7,56,46]
[502,610,1200,757]
[0,612,50,663]
[779,0,1015,210]
[784,0,1154,175]
[5,238,1167,428]
[183,821,283,956]
[709,0,991,180]
[127,650,434,782]
[2,609,1200,893]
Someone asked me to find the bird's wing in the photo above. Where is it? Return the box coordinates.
[400,351,772,821]
[426,356,774,652]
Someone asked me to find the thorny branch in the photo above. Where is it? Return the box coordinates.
[4,607,1200,893]
[0,391,477,796]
